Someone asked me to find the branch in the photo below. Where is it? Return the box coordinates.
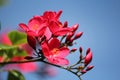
[0,58,82,80]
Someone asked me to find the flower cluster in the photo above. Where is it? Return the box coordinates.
[19,10,73,65]
[19,10,94,79]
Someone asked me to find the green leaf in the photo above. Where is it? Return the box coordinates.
[8,70,25,80]
[0,44,17,57]
[8,31,27,45]
[0,44,27,58]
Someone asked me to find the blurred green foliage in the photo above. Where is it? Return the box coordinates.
[8,31,27,45]
[8,70,25,80]
[0,0,8,7]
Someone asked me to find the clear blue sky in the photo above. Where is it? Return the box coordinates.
[0,0,120,80]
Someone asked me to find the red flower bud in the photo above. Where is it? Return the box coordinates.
[27,35,36,50]
[66,32,74,41]
[63,21,68,28]
[86,65,94,71]
[86,48,91,55]
[71,48,77,52]
[79,46,83,53]
[84,51,93,66]
[74,32,83,40]
[71,24,79,32]
[81,70,87,74]
[69,38,74,43]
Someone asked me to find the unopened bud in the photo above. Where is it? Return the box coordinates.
[69,38,74,43]
[71,24,79,32]
[84,51,93,66]
[79,47,83,53]
[86,48,91,55]
[81,70,87,74]
[63,21,68,28]
[74,32,83,40]
[71,48,77,52]
[86,65,94,71]
[27,35,36,50]
[66,32,74,41]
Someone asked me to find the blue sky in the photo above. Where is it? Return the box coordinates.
[0,0,120,80]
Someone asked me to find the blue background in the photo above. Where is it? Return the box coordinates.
[0,0,120,80]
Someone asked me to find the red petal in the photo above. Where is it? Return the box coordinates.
[57,47,70,58]
[28,17,43,31]
[54,28,71,36]
[44,27,52,40]
[47,57,69,66]
[38,26,46,37]
[19,23,28,31]
[49,38,60,50]
[41,41,50,57]
[56,10,62,19]
[27,31,37,36]
[49,21,59,33]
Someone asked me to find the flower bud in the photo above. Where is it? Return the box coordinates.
[63,21,68,28]
[73,32,83,40]
[79,46,83,53]
[71,24,79,32]
[84,51,93,66]
[27,35,36,50]
[86,65,94,71]
[66,32,74,42]
[81,70,87,74]
[70,48,77,52]
[86,48,91,55]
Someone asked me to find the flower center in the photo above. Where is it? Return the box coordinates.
[51,48,59,55]
[32,24,39,31]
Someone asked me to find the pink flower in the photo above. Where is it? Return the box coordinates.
[19,16,47,37]
[41,38,70,65]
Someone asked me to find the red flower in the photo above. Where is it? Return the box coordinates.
[41,38,70,65]
[19,16,47,37]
